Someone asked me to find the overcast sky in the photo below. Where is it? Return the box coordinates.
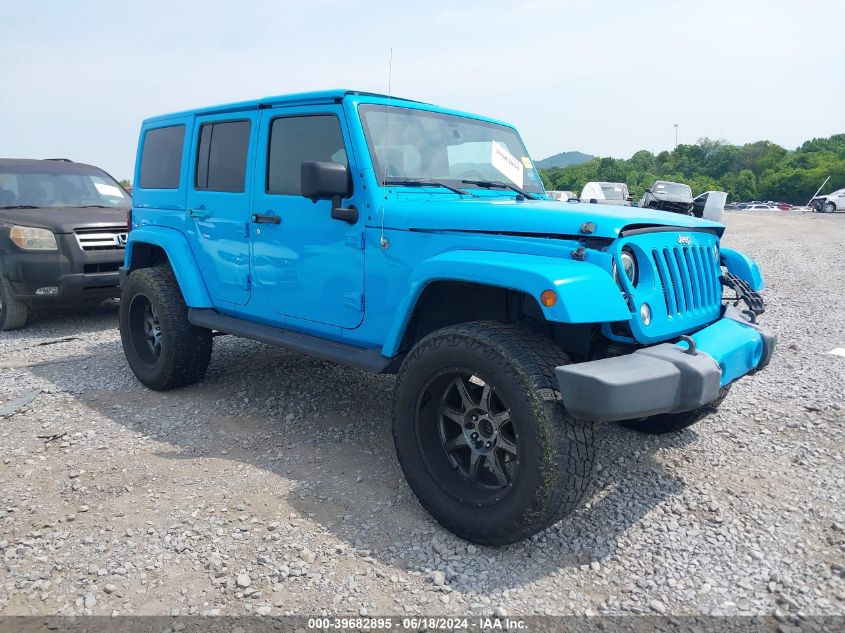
[2,0,843,180]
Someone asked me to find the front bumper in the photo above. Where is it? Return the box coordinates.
[5,235,122,301]
[556,306,776,422]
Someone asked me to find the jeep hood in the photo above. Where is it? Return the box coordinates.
[0,206,128,234]
[375,198,724,239]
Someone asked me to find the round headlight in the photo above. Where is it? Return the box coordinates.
[613,249,638,287]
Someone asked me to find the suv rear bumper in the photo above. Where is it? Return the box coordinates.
[556,307,775,422]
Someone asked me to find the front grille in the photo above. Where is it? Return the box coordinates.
[74,227,127,251]
[651,245,721,318]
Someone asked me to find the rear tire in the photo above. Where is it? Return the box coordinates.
[619,386,731,434]
[392,322,595,545]
[0,274,30,331]
[119,266,212,390]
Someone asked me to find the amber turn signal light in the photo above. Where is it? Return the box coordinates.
[540,289,557,307]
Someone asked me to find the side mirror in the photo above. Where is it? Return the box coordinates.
[644,188,652,194]
[626,195,633,202]
[301,161,358,223]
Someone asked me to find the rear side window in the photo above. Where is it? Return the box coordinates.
[195,120,251,192]
[139,125,185,189]
[267,115,347,195]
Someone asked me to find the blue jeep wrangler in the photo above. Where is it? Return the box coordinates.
[119,90,774,545]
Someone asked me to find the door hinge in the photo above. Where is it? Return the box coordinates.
[345,232,365,250]
[243,222,250,238]
[243,274,251,290]
[343,292,364,312]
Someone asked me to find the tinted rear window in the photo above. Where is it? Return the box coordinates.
[195,120,251,192]
[139,125,185,189]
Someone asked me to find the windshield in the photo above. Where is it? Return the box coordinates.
[600,184,625,200]
[653,182,692,198]
[358,104,545,194]
[0,166,129,209]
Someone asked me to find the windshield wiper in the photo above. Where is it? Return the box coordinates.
[460,179,537,200]
[383,178,474,197]
[0,205,42,209]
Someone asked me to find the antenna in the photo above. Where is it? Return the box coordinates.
[379,48,393,250]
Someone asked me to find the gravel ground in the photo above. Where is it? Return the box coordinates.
[0,210,843,620]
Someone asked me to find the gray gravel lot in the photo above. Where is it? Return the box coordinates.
[0,210,843,619]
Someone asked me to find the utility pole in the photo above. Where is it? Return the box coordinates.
[674,123,679,148]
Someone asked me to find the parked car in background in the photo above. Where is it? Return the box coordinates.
[640,180,694,214]
[0,158,129,330]
[813,188,845,213]
[746,203,778,211]
[579,181,631,205]
[547,190,577,202]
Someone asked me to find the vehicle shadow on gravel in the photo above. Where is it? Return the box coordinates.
[4,300,119,340]
[29,336,696,591]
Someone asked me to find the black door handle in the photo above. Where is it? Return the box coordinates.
[251,213,281,224]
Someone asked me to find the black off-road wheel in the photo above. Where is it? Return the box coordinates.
[119,266,212,390]
[619,386,731,434]
[0,274,30,331]
[392,322,596,545]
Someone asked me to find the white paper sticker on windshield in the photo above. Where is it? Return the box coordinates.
[521,156,533,169]
[491,141,524,187]
[94,182,124,198]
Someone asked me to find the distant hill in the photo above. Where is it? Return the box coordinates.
[535,151,595,169]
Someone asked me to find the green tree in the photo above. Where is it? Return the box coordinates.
[537,133,845,204]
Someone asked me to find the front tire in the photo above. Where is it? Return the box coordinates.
[619,386,731,434]
[392,322,595,545]
[0,274,30,331]
[119,266,212,390]
[825,201,837,214]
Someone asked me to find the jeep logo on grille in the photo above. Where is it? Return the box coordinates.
[677,235,691,245]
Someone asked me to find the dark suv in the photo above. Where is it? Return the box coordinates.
[0,159,130,330]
